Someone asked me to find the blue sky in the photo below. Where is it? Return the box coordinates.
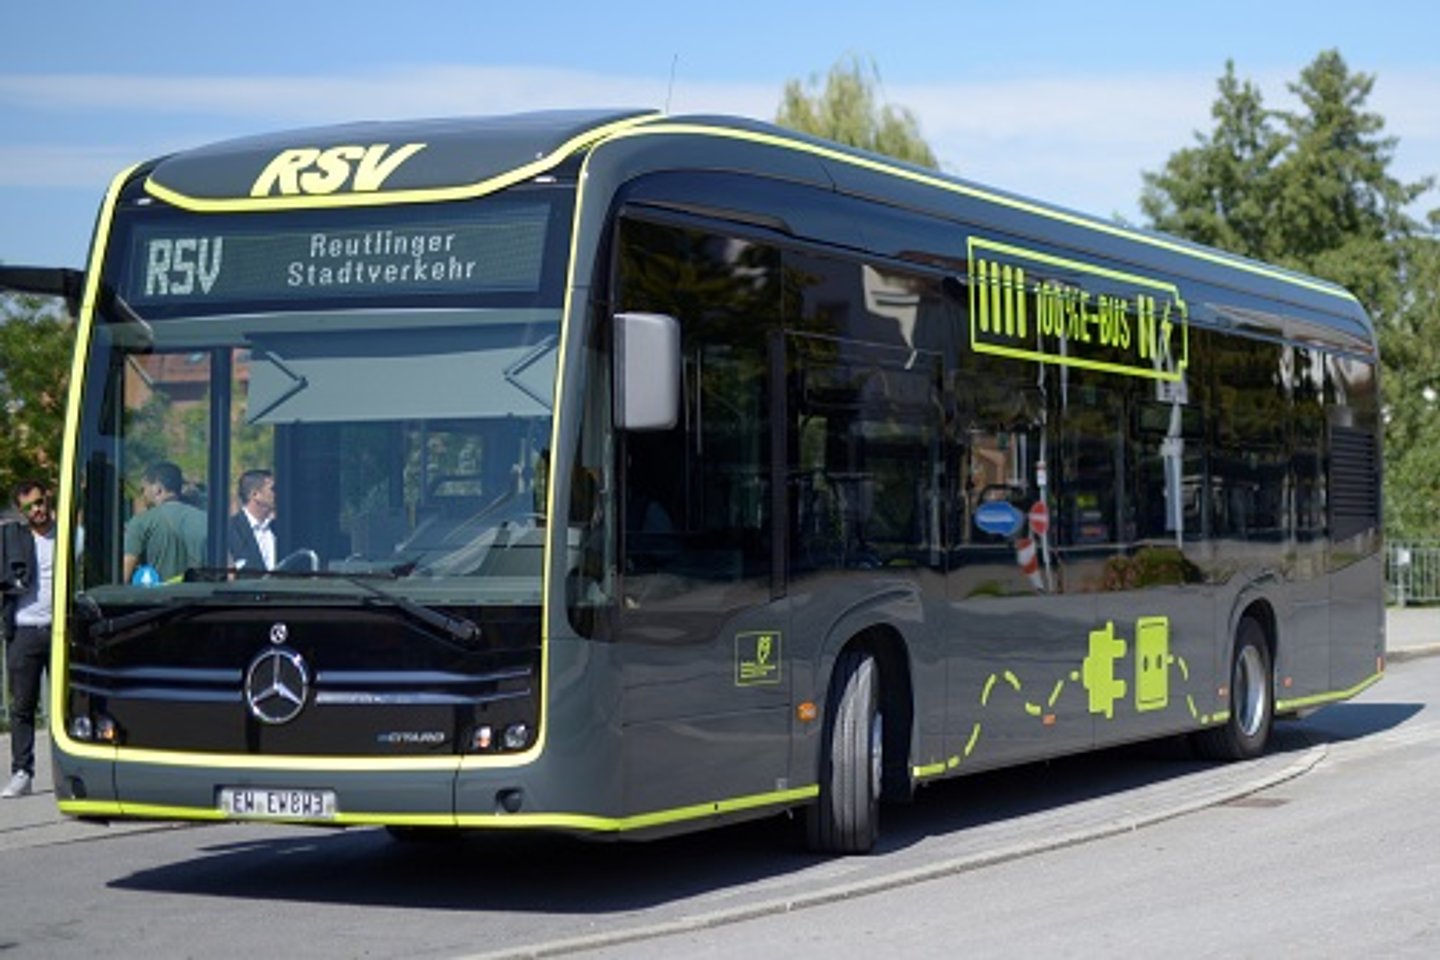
[3,0,1438,269]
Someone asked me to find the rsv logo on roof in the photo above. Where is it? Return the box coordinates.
[250,143,427,197]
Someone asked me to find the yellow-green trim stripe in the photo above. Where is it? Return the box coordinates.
[61,786,820,834]
[600,122,1360,304]
[1277,671,1384,714]
[142,114,658,213]
[454,785,820,833]
[49,164,141,752]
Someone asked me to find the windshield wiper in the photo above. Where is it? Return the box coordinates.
[79,575,279,648]
[257,568,484,651]
[79,569,483,653]
[353,578,484,650]
[82,597,207,649]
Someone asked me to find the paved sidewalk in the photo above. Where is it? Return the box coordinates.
[0,728,61,846]
[3,606,1438,841]
[1383,604,1440,661]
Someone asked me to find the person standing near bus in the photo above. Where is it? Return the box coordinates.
[227,468,277,573]
[1,480,56,798]
[122,461,207,583]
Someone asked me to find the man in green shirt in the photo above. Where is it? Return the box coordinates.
[123,461,207,583]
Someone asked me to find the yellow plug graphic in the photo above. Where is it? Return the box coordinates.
[1083,621,1127,720]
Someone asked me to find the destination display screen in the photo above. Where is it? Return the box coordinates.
[120,200,553,309]
[967,236,1190,383]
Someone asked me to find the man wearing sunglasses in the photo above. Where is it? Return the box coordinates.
[1,480,55,799]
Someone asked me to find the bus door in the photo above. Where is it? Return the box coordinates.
[615,335,790,815]
[611,218,791,816]
[787,333,947,775]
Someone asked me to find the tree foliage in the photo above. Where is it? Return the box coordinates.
[776,55,938,169]
[1379,216,1440,538]
[1141,50,1440,538]
[1140,62,1284,258]
[0,292,75,498]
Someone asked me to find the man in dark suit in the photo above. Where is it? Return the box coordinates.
[227,469,277,573]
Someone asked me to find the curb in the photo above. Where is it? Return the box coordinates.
[460,740,1328,960]
[1387,643,1440,664]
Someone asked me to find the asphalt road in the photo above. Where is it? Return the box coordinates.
[1,653,1432,959]
[579,654,1440,959]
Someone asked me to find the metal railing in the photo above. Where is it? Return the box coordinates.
[1388,540,1440,607]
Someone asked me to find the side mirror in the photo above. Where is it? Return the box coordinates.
[614,312,679,431]
[0,265,86,319]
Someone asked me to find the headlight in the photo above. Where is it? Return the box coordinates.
[502,723,529,750]
[69,716,94,741]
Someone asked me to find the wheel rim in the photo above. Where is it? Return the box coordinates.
[1234,644,1268,738]
[869,711,884,799]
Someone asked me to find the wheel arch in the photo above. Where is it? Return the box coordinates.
[821,621,916,802]
[1193,593,1278,761]
[1232,594,1278,678]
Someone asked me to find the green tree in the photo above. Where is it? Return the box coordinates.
[1140,50,1439,538]
[1140,61,1284,258]
[776,55,938,169]
[1378,222,1440,538]
[1272,51,1431,312]
[0,292,75,497]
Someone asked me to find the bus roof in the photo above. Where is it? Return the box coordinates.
[136,109,1372,350]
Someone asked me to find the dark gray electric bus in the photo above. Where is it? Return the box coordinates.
[5,109,1383,853]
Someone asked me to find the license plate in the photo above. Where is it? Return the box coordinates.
[220,787,337,820]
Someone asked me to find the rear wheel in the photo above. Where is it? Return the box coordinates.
[805,650,882,854]
[1194,617,1273,761]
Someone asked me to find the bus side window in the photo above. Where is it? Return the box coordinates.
[611,217,781,589]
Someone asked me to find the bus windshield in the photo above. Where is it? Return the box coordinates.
[72,189,573,605]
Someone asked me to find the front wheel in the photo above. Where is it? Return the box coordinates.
[1193,617,1273,761]
[805,650,882,854]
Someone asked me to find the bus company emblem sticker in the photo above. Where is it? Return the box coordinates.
[245,646,309,725]
[269,622,289,645]
[735,631,782,686]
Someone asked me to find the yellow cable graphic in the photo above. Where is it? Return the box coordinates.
[919,617,1221,777]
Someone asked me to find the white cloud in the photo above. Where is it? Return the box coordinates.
[2,64,1436,219]
[0,66,777,123]
[1369,68,1440,208]
[892,73,1220,219]
[895,66,1440,220]
[0,66,778,190]
[0,145,145,189]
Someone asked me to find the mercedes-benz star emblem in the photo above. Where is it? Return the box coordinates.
[244,647,309,725]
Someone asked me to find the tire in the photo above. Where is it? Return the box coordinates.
[1193,617,1273,761]
[805,650,883,854]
